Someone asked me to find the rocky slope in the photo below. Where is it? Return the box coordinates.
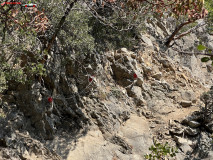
[1,17,213,160]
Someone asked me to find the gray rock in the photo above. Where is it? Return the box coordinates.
[156,26,165,38]
[159,59,175,72]
[141,35,154,48]
[180,144,193,154]
[110,136,132,154]
[136,77,143,87]
[184,127,199,136]
[173,135,195,154]
[207,35,213,50]
[169,120,185,135]
[207,64,213,73]
[197,132,212,159]
[170,128,184,135]
[180,100,192,107]
[127,86,142,99]
[174,136,193,146]
[175,152,186,160]
[181,111,203,125]
[152,72,162,80]
[181,90,196,103]
[117,48,129,54]
[187,121,201,128]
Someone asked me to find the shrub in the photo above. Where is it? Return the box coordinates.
[205,0,213,34]
[144,140,178,160]
[58,4,95,55]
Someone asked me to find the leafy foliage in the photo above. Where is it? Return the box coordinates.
[0,0,211,93]
[201,57,210,62]
[144,140,178,160]
[197,44,207,51]
[58,4,95,55]
[204,0,213,34]
[196,44,213,64]
[89,17,140,51]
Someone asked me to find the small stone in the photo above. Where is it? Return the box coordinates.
[181,90,196,102]
[169,128,184,135]
[119,48,128,53]
[153,120,163,124]
[128,86,142,98]
[136,77,143,87]
[131,54,136,59]
[207,64,213,72]
[180,144,193,154]
[188,121,200,128]
[141,35,154,48]
[184,127,199,136]
[137,57,144,63]
[180,100,192,107]
[152,72,162,80]
[150,125,155,128]
[174,136,193,146]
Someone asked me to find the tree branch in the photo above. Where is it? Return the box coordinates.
[174,21,206,41]
[165,20,195,47]
[45,0,78,52]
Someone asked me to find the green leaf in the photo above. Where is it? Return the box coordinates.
[197,44,206,51]
[44,49,48,55]
[201,57,210,62]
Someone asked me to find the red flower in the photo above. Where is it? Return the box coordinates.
[48,97,53,103]
[89,77,93,82]
[133,73,138,79]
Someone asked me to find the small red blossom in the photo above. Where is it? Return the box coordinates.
[48,97,53,103]
[89,77,93,82]
[133,73,138,79]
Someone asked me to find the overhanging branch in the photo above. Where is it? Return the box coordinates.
[165,20,194,47]
[45,0,78,52]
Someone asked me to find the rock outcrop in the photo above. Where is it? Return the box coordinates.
[0,17,213,160]
[0,42,211,159]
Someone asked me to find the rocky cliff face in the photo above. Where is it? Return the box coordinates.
[146,18,213,88]
[1,21,213,160]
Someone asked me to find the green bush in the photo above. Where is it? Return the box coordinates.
[205,0,213,34]
[144,140,178,160]
[58,4,95,55]
[89,16,141,52]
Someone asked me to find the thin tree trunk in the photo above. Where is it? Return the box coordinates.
[165,21,194,47]
[45,0,78,52]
